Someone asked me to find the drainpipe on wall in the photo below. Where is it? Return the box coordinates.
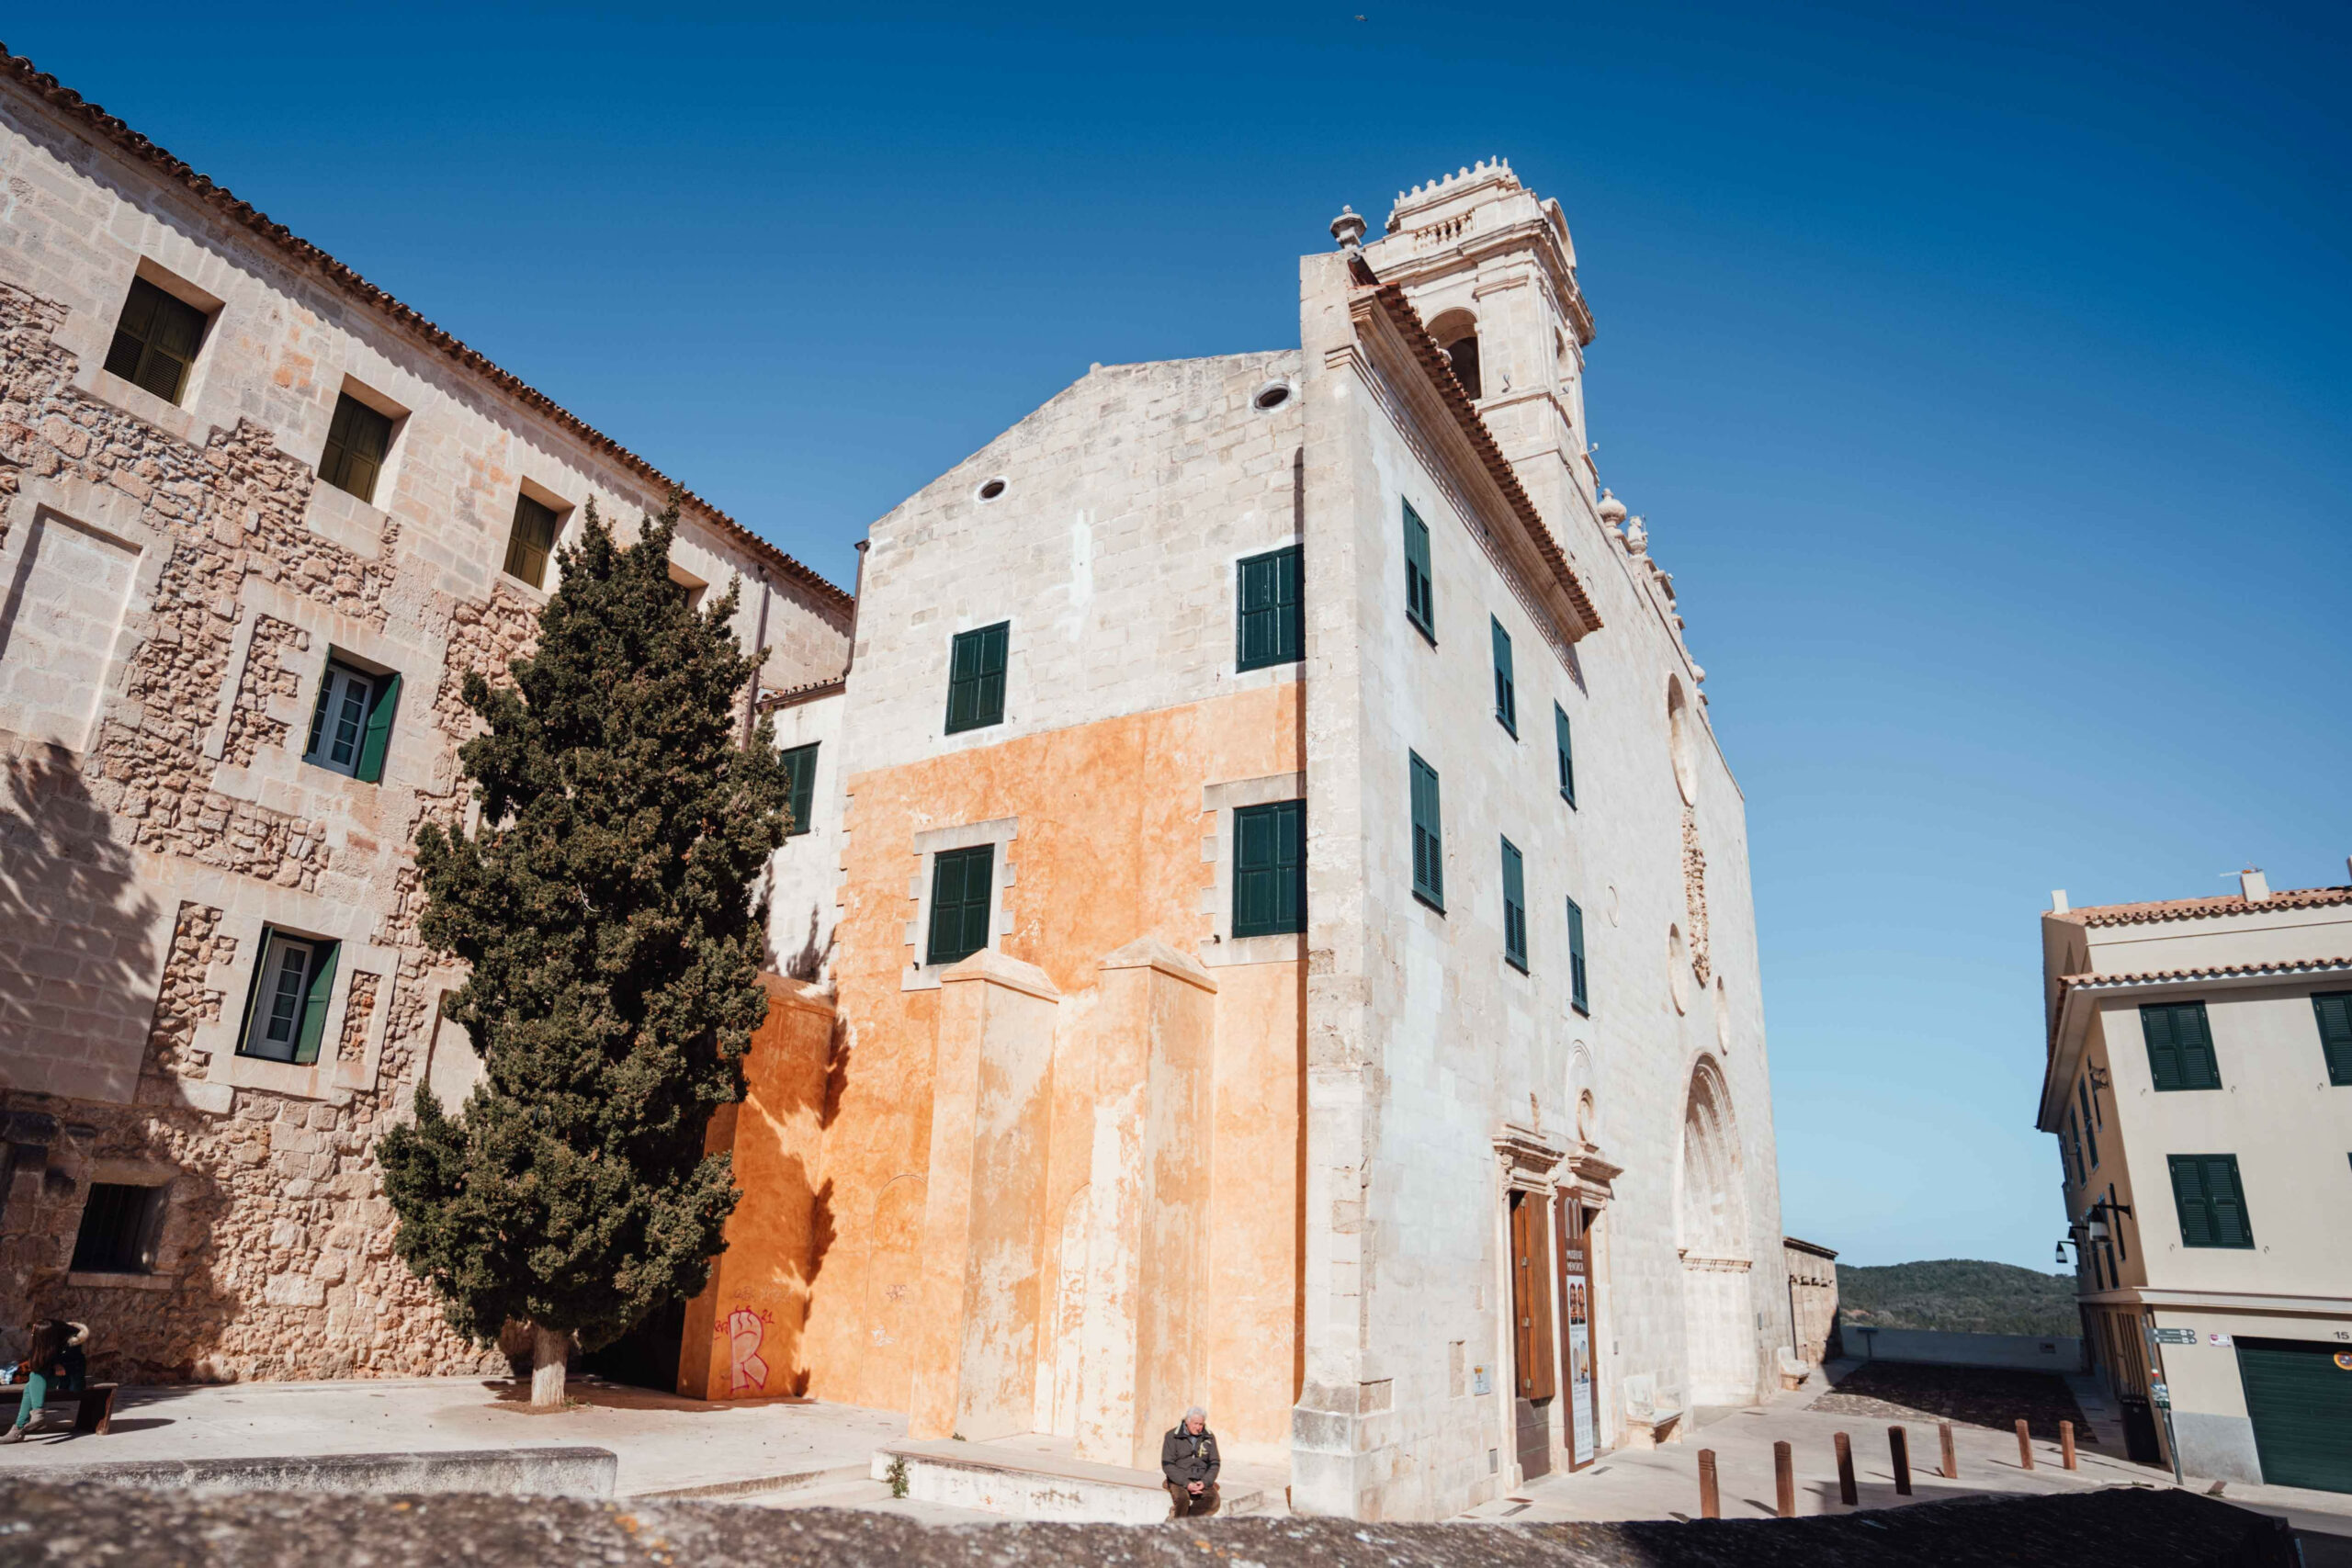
[842,539,868,677]
[741,570,771,749]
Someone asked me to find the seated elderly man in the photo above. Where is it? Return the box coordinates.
[1160,1405,1220,1517]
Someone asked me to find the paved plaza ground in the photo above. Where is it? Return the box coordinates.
[0,1361,2346,1553]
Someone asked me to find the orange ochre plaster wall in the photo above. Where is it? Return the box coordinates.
[701,683,1305,1464]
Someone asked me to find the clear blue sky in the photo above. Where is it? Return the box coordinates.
[16,3,2346,1269]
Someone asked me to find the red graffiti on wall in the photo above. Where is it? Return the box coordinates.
[716,1305,775,1394]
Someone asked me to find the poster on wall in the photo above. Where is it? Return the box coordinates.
[1566,1272,1595,1466]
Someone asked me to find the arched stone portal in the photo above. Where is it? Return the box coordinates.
[1677,1058,1756,1407]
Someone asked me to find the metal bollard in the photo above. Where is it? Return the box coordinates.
[1834,1431,1857,1506]
[1890,1425,1912,1495]
[2016,1418,2034,1470]
[1939,1418,1957,1480]
[1698,1448,1720,1518]
[1774,1440,1795,1518]
[2062,1420,2077,1471]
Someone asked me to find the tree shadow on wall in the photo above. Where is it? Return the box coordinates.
[0,741,165,1080]
[773,906,834,985]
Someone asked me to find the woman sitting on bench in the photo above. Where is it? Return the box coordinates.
[2,1318,88,1443]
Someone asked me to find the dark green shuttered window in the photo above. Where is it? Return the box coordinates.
[779,743,819,838]
[926,843,995,966]
[2077,1077,2099,1168]
[2314,992,2352,1087]
[1566,897,1589,1015]
[1500,838,1528,972]
[236,928,340,1065]
[945,622,1010,733]
[104,276,209,405]
[1490,618,1518,736]
[1237,546,1303,671]
[1408,751,1443,911]
[1232,799,1306,938]
[320,392,395,504]
[1555,703,1577,807]
[503,495,561,588]
[1403,502,1435,641]
[2167,1154,2254,1248]
[2142,1001,2222,1091]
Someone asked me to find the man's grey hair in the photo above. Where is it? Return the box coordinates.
[1185,1405,1206,1420]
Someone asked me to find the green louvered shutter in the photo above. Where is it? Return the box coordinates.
[293,940,340,1066]
[2170,1154,2254,1249]
[354,672,401,784]
[946,623,1009,733]
[1566,897,1589,1014]
[1232,799,1305,937]
[1237,546,1302,671]
[320,393,394,504]
[2314,992,2352,1087]
[927,843,995,965]
[2144,1001,2222,1091]
[1490,617,1517,735]
[1409,751,1443,909]
[1403,502,1434,639]
[1555,703,1576,807]
[780,743,819,837]
[1500,837,1527,972]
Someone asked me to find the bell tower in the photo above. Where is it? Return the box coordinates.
[1358,159,1600,543]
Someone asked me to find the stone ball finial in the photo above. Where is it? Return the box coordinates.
[1330,206,1367,250]
[1597,488,1627,526]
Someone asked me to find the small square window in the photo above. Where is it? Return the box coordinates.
[304,658,401,783]
[237,926,340,1064]
[319,391,395,505]
[503,494,563,588]
[1233,799,1306,937]
[780,743,819,838]
[1236,546,1303,671]
[927,843,996,966]
[103,276,209,405]
[71,1182,170,1275]
[945,623,1010,734]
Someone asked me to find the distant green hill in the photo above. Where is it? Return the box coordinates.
[1837,1258,2080,1337]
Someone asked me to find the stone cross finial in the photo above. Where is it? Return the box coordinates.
[1330,206,1367,250]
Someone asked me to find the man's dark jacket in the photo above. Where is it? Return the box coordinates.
[1161,1423,1219,1486]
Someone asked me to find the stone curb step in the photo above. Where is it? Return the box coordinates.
[624,1461,870,1502]
[873,1439,1267,1523]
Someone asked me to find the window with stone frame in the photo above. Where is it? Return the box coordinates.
[503,494,563,588]
[779,743,819,838]
[303,657,401,783]
[926,843,995,966]
[103,276,209,405]
[1235,546,1303,671]
[1231,799,1306,938]
[71,1181,170,1275]
[236,926,341,1065]
[319,391,396,504]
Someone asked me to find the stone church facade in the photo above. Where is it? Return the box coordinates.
[1,48,1790,1525]
[0,54,850,1382]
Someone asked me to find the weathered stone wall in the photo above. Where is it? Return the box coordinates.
[0,68,850,1385]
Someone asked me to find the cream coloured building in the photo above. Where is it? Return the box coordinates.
[2038,868,2352,1494]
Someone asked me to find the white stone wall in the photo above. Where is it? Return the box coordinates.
[0,75,849,1382]
[844,353,1305,779]
[763,687,846,981]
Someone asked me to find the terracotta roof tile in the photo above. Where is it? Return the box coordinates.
[2054,886,2352,928]
[2057,953,2352,995]
[755,674,847,713]
[0,44,852,621]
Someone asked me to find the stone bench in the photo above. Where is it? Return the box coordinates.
[1777,1347,1813,1391]
[0,1381,118,1435]
[1620,1374,1684,1450]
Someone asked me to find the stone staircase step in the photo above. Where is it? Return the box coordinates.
[870,1438,1266,1523]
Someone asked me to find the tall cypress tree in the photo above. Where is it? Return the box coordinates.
[380,500,789,1407]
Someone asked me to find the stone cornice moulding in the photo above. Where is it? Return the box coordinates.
[937,947,1060,1003]
[1493,1122,1568,1190]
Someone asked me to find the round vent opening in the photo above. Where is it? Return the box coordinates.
[1252,382,1294,412]
[976,477,1008,503]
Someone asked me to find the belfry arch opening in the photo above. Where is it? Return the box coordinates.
[1427,309,1483,400]
[1677,1057,1756,1408]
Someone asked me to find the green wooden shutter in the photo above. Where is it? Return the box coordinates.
[927,844,995,965]
[1490,617,1517,735]
[780,743,819,837]
[1232,799,1305,937]
[1567,897,1588,1014]
[2168,1155,2212,1246]
[1403,502,1434,639]
[1555,703,1576,807]
[1237,547,1302,671]
[2169,1154,2254,1249]
[946,624,1010,733]
[1409,751,1443,908]
[1501,837,1527,971]
[2077,1077,2100,1168]
[293,940,340,1066]
[2143,1002,2220,1091]
[2313,992,2352,1087]
[503,496,560,587]
[322,393,394,504]
[977,622,1008,726]
[354,671,401,784]
[105,279,208,405]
